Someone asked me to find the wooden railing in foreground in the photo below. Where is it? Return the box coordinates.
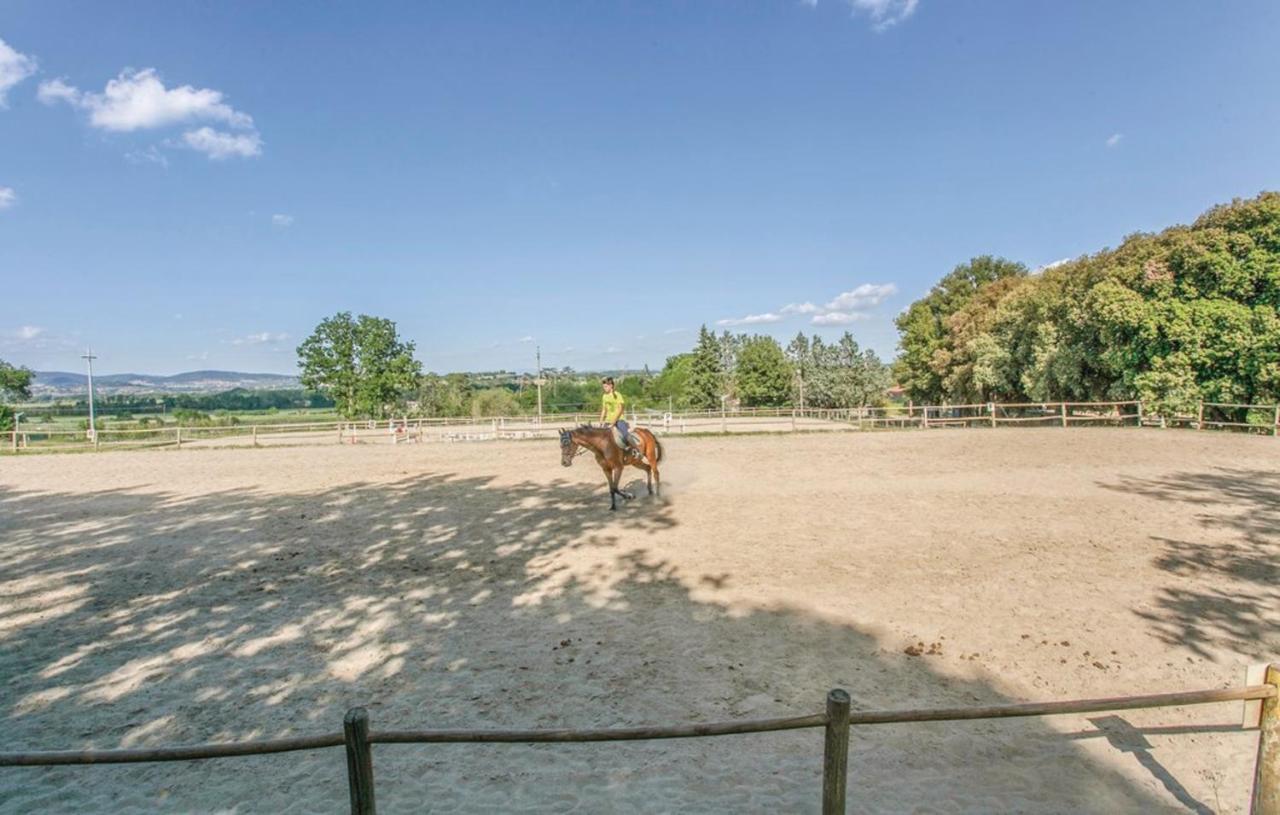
[3,668,1278,815]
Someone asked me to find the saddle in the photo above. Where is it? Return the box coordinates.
[610,425,644,458]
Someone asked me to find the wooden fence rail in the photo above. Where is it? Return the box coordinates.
[3,673,1277,814]
[7,400,1279,455]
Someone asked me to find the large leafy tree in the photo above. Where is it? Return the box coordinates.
[734,336,792,406]
[684,325,726,409]
[893,192,1280,418]
[0,359,34,431]
[894,255,1029,402]
[650,353,695,409]
[297,313,422,418]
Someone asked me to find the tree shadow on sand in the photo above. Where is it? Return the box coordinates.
[1102,468,1280,661]
[0,467,1233,813]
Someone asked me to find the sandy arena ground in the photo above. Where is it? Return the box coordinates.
[1,428,1277,813]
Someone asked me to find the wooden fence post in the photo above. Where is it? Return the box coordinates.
[921,407,929,430]
[1273,404,1279,438]
[252,425,259,447]
[1060,402,1067,428]
[1197,401,1205,430]
[175,427,182,449]
[10,428,16,453]
[1135,401,1144,427]
[1252,663,1279,815]
[823,688,851,815]
[989,402,997,429]
[344,707,376,815]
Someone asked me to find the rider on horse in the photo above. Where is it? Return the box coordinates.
[599,377,639,458]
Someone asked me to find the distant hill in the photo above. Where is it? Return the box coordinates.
[31,370,301,397]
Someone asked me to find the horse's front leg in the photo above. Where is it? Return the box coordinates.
[613,464,634,501]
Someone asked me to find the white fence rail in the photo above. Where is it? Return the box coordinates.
[5,401,1278,455]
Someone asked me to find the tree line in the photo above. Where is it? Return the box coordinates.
[296,313,892,419]
[893,192,1280,418]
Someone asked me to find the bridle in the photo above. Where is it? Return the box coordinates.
[561,430,588,461]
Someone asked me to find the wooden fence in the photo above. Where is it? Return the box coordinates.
[5,400,1279,455]
[2,668,1277,814]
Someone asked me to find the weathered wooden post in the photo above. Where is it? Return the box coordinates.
[344,707,376,815]
[1135,400,1144,427]
[823,688,851,815]
[10,428,16,453]
[1060,402,1067,428]
[1273,404,1279,438]
[252,425,259,447]
[175,426,182,449]
[921,407,929,430]
[1252,663,1279,815]
[1197,401,1205,430]
[989,402,996,429]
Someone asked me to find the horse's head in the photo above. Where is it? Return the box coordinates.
[559,428,575,467]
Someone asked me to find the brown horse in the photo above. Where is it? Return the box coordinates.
[560,425,664,510]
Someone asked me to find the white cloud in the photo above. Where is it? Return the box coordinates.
[848,0,919,30]
[16,325,45,340]
[663,327,689,335]
[230,331,289,346]
[0,186,15,209]
[811,311,867,326]
[824,283,897,311]
[717,281,897,330]
[604,346,622,354]
[39,67,263,161]
[182,127,262,159]
[518,335,535,343]
[1032,258,1072,275]
[271,213,295,227]
[36,78,77,105]
[1106,133,1123,148]
[39,68,253,132]
[716,312,783,327]
[0,39,37,107]
[125,145,169,168]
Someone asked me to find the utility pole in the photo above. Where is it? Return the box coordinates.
[535,345,544,423]
[82,347,98,440]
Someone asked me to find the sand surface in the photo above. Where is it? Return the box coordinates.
[1,428,1277,813]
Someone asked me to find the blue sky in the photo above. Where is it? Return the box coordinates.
[2,1,1278,376]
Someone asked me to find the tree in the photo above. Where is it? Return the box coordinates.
[470,387,519,417]
[684,325,726,409]
[892,192,1280,415]
[0,359,34,432]
[416,373,470,417]
[894,256,1029,402]
[0,359,32,402]
[650,353,694,410]
[735,336,792,406]
[297,312,422,418]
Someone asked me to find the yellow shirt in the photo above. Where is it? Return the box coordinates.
[601,391,625,423]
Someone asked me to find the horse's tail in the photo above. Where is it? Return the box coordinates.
[653,434,664,463]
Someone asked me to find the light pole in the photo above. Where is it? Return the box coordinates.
[82,348,98,439]
[535,345,544,423]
